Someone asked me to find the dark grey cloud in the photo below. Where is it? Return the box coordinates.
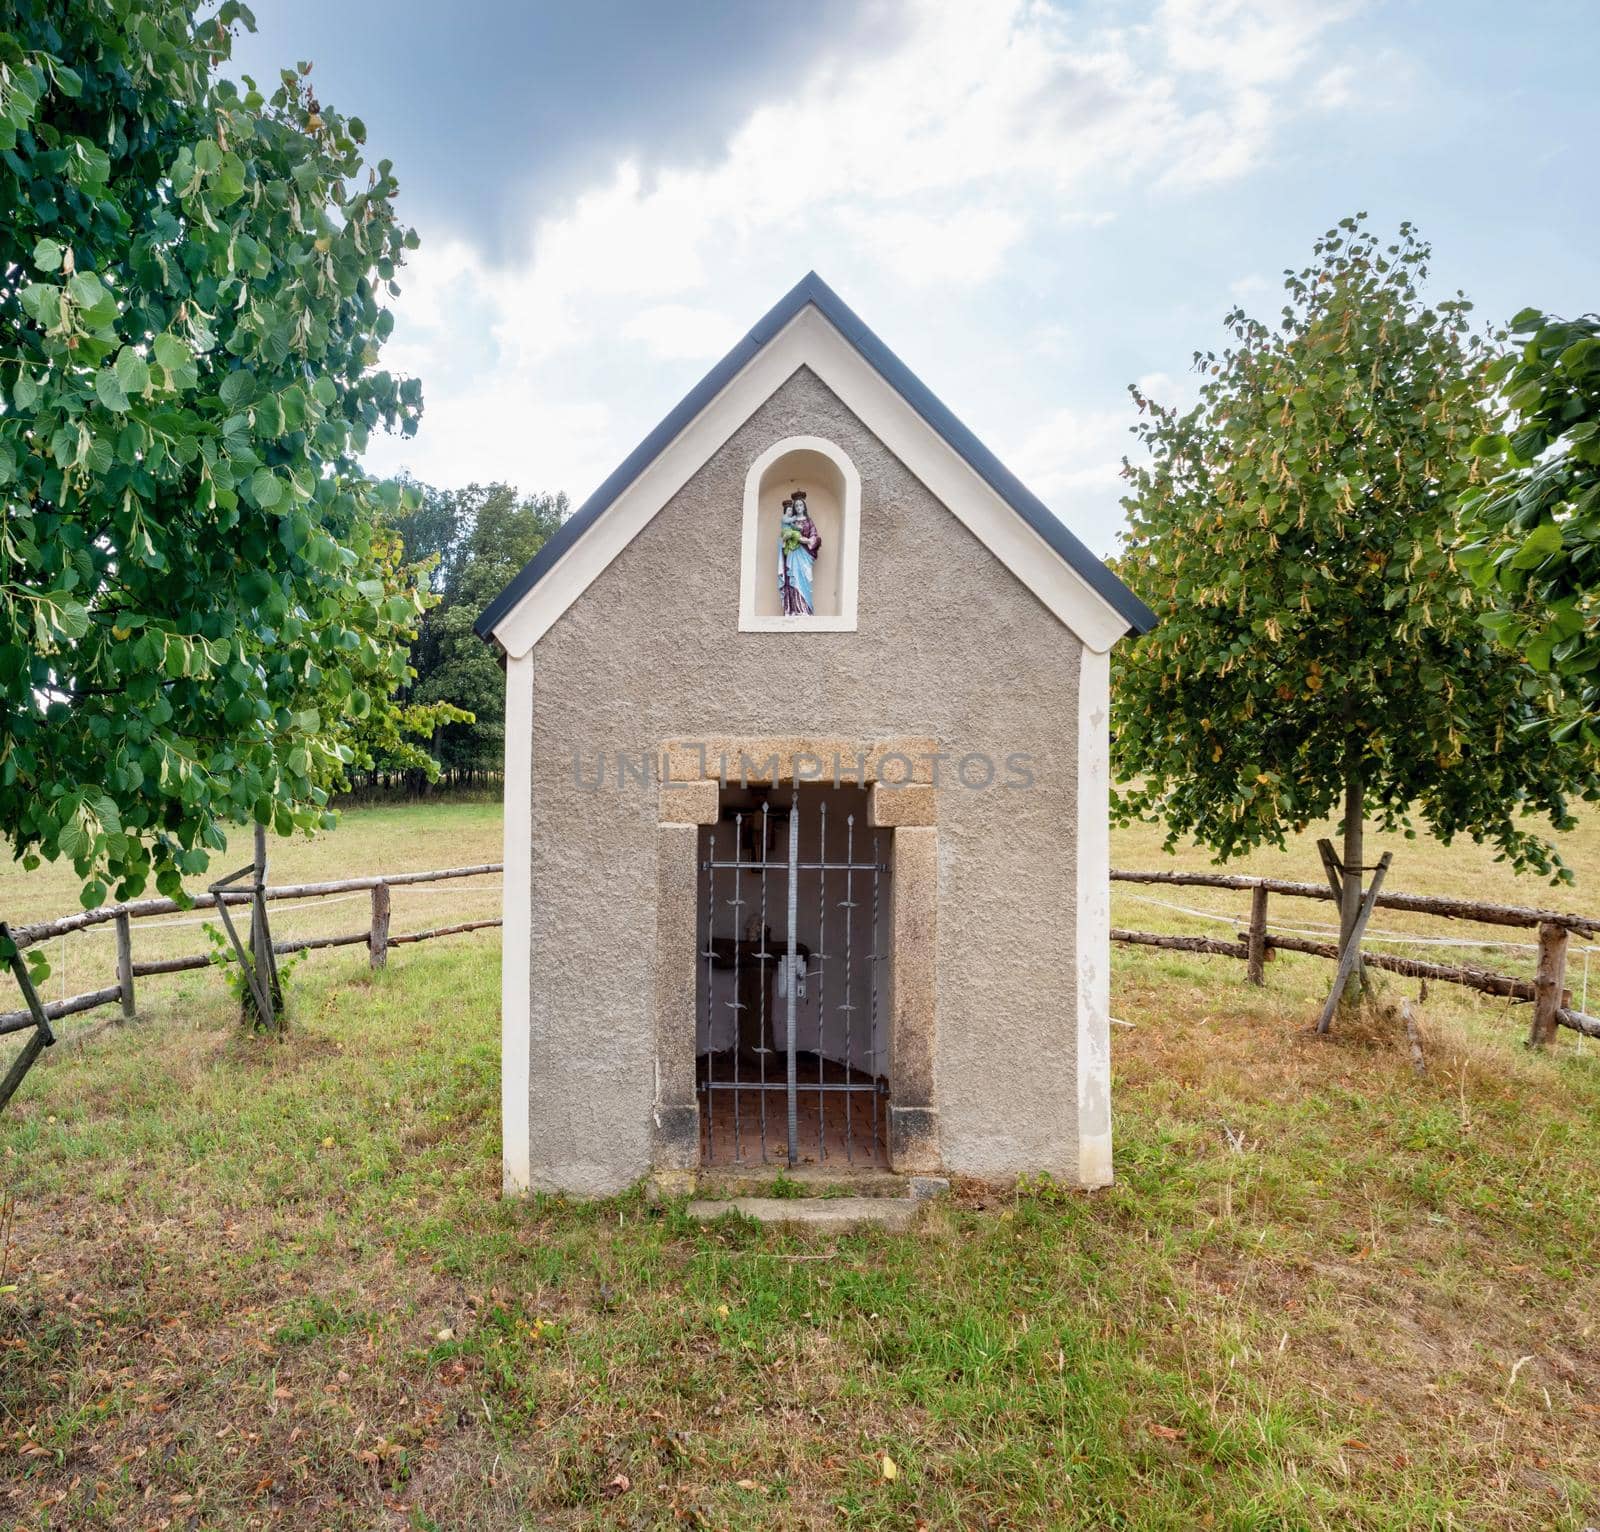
[229,0,909,256]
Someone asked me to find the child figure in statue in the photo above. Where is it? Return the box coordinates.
[778,490,822,615]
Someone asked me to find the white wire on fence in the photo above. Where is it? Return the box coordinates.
[42,880,503,938]
[1116,889,1600,959]
[1115,887,1598,1051]
[28,878,501,1017]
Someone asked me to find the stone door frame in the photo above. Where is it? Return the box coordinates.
[652,737,941,1178]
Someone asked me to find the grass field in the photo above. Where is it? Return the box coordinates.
[2,800,1599,1528]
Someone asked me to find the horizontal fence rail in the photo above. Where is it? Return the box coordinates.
[1112,868,1600,936]
[1,864,503,1035]
[1110,867,1600,1043]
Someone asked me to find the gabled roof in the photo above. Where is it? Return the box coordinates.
[475,271,1156,647]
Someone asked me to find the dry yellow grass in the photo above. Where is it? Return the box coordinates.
[10,794,1595,1056]
[1109,804,1600,1055]
[0,803,504,1024]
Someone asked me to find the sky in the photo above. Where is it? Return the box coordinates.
[231,0,1597,558]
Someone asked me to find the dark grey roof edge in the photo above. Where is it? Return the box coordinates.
[475,270,1156,643]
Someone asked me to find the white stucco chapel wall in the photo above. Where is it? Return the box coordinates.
[489,299,1124,1198]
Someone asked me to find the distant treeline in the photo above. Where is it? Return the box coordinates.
[341,768,506,802]
[344,480,566,800]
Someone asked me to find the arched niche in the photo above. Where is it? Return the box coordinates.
[739,435,860,632]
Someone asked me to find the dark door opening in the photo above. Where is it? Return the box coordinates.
[696,780,891,1168]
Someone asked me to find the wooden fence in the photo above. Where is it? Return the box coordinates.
[9,857,1595,1044]
[1111,867,1600,1043]
[1,863,503,1036]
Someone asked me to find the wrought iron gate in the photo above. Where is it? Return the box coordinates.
[697,782,891,1168]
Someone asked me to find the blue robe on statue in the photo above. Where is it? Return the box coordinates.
[778,495,821,616]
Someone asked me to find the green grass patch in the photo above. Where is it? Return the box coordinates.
[0,929,1596,1528]
[2,800,1598,1526]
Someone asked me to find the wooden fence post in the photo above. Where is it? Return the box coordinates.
[1246,884,1269,986]
[369,883,391,970]
[114,909,135,1020]
[1530,921,1569,1048]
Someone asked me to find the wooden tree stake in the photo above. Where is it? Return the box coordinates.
[1316,836,1364,988]
[1401,998,1425,1075]
[1529,921,1570,1048]
[1316,852,1392,1034]
[114,909,135,1020]
[1246,884,1270,986]
[1316,838,1343,904]
[0,921,56,1113]
[369,883,392,970]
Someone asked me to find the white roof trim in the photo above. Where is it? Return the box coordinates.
[489,304,1132,658]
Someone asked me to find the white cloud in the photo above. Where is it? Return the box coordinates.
[1228,272,1275,302]
[832,206,1027,287]
[622,304,741,362]
[1156,0,1356,88]
[1310,63,1356,111]
[1001,367,1203,556]
[366,0,1357,524]
[1005,402,1134,556]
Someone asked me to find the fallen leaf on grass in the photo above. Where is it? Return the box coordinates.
[1344,1439,1371,1451]
[881,1454,898,1480]
[1148,1424,1183,1441]
[735,1479,760,1491]
[604,1473,630,1496]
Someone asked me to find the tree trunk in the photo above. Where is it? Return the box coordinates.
[1338,760,1364,1008]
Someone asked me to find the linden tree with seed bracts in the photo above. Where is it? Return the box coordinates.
[1111,216,1598,991]
[0,0,427,934]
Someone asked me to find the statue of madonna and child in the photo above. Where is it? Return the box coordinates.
[777,489,822,616]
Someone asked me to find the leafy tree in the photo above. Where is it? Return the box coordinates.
[393,482,565,783]
[1111,216,1598,993]
[0,0,424,912]
[1461,310,1600,742]
[334,524,471,786]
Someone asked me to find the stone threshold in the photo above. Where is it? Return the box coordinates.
[685,1195,922,1232]
[652,1166,948,1203]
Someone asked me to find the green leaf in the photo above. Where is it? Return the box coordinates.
[95,370,131,413]
[33,237,64,271]
[153,332,192,371]
[115,347,150,395]
[55,600,91,640]
[20,283,61,327]
[1510,521,1564,570]
[212,150,247,204]
[250,467,283,507]
[66,270,109,310]
[219,368,257,407]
